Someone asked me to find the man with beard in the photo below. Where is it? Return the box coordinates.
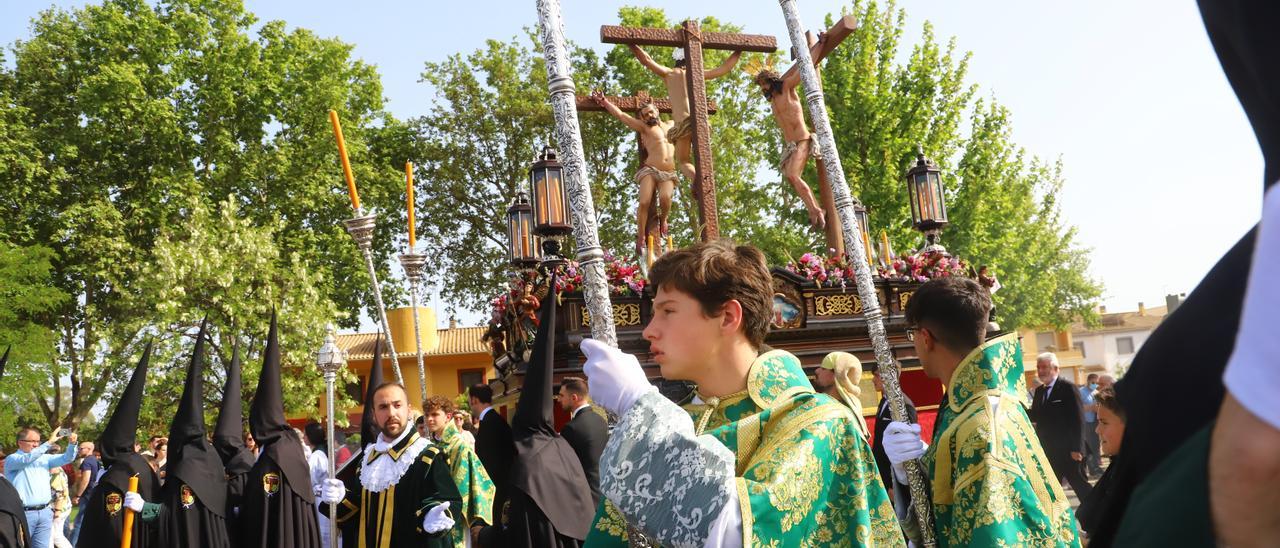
[590,91,678,260]
[123,319,231,547]
[77,344,160,548]
[238,313,321,548]
[319,383,461,547]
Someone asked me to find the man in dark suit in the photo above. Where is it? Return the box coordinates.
[871,365,917,504]
[1029,352,1092,500]
[556,377,608,506]
[470,383,515,525]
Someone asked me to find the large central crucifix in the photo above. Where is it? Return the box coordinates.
[600,20,776,240]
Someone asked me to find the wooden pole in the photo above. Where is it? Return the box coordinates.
[119,475,139,548]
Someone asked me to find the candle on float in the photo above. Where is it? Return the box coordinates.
[405,161,416,250]
[880,230,893,261]
[328,110,360,211]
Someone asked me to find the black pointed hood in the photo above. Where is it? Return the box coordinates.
[510,275,594,540]
[248,310,314,502]
[164,318,227,516]
[97,342,151,467]
[0,346,9,380]
[213,340,254,476]
[361,333,385,447]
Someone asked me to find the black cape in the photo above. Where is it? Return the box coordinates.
[0,347,30,548]
[504,276,594,546]
[1090,1,1280,545]
[149,319,231,547]
[212,342,254,522]
[238,311,320,548]
[78,344,160,548]
[326,431,461,548]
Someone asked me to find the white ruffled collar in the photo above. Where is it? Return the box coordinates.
[359,429,429,493]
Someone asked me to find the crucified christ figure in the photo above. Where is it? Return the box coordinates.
[628,44,742,184]
[590,90,677,259]
[755,65,827,230]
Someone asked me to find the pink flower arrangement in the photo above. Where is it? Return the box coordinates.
[488,250,649,328]
[785,252,861,289]
[878,250,968,282]
[786,249,969,286]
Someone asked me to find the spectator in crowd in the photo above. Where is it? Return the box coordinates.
[243,431,258,457]
[302,421,333,548]
[470,383,514,526]
[1029,352,1092,500]
[1080,373,1104,478]
[453,411,476,447]
[48,463,72,548]
[1077,385,1126,539]
[556,376,608,506]
[68,441,98,545]
[1096,373,1115,391]
[4,427,78,548]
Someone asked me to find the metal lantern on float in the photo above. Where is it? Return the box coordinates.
[506,191,539,267]
[529,146,572,266]
[905,145,949,253]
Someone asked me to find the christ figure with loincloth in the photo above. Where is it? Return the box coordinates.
[754,65,827,230]
[627,44,741,185]
[589,90,677,259]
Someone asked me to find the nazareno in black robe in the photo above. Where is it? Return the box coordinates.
[236,312,321,548]
[212,343,255,526]
[77,344,159,548]
[143,319,232,547]
[483,275,595,548]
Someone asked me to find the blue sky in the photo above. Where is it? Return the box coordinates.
[3,0,1264,328]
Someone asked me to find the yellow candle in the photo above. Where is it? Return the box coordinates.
[405,161,416,250]
[328,110,360,211]
[880,230,892,260]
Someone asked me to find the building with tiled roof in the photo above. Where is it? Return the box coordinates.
[1019,294,1182,386]
[311,306,496,427]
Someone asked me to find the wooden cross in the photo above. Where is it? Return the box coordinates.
[574,90,718,114]
[600,20,776,240]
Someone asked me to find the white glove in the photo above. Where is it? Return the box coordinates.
[580,338,654,415]
[123,491,145,513]
[883,421,927,465]
[319,478,345,504]
[422,502,454,534]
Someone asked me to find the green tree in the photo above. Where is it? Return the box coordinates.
[822,0,1101,329]
[0,0,399,428]
[0,243,68,440]
[129,198,349,435]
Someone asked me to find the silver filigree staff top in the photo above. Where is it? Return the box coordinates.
[399,251,430,405]
[776,2,937,545]
[343,211,404,384]
[534,0,617,347]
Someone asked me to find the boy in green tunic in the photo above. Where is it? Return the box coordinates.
[882,276,1080,546]
[581,240,903,546]
[422,395,496,548]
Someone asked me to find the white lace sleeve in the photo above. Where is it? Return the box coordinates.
[599,390,738,548]
[1225,186,1280,430]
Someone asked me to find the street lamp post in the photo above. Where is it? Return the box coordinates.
[314,326,345,548]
